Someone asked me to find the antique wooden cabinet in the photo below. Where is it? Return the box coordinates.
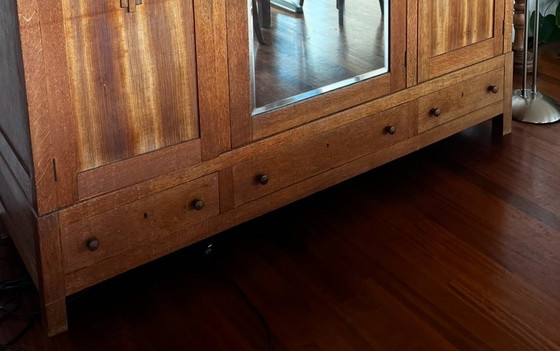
[0,0,512,336]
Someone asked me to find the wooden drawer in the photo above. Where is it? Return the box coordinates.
[418,68,504,133]
[60,174,220,273]
[233,103,412,206]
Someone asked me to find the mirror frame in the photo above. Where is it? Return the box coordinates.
[228,0,408,147]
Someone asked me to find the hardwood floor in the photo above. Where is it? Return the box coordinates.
[2,58,560,351]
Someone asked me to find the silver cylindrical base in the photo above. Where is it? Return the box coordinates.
[512,89,560,124]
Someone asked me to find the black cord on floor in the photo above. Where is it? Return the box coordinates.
[0,240,35,351]
[202,243,274,351]
[0,345,27,351]
[0,316,35,350]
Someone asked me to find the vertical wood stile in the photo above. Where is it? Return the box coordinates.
[195,0,232,160]
[406,0,419,87]
[228,0,253,148]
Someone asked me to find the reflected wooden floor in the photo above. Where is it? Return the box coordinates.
[254,0,385,108]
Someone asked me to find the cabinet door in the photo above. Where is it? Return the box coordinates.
[61,0,199,171]
[418,0,505,82]
[229,0,407,145]
[24,0,231,213]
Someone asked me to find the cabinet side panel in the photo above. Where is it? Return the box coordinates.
[0,0,34,191]
[61,0,200,170]
[0,153,38,286]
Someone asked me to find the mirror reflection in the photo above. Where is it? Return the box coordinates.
[250,0,388,114]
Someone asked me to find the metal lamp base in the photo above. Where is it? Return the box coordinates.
[512,89,560,124]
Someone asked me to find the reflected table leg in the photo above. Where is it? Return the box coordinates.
[259,0,271,28]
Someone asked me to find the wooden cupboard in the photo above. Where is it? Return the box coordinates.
[0,0,512,336]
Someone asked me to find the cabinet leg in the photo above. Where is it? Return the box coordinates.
[42,299,68,337]
[493,52,513,137]
[492,114,512,136]
[37,214,68,336]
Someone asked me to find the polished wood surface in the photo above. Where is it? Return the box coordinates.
[1,0,512,337]
[61,0,199,170]
[233,103,411,206]
[60,173,220,274]
[45,55,509,304]
[418,0,505,81]
[417,68,504,133]
[2,115,560,349]
[431,0,494,56]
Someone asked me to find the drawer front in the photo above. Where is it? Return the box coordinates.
[233,103,411,206]
[418,68,504,133]
[61,174,219,273]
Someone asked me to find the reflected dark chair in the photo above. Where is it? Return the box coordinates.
[300,0,384,26]
[252,0,266,44]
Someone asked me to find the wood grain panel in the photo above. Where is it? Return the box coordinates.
[15,0,61,214]
[233,103,411,206]
[58,56,508,227]
[63,102,505,296]
[194,0,232,160]
[61,174,219,273]
[227,0,253,148]
[406,0,419,87]
[77,139,201,200]
[0,0,33,180]
[431,0,494,57]
[418,0,505,81]
[61,0,199,170]
[37,213,68,336]
[418,68,504,133]
[36,0,81,212]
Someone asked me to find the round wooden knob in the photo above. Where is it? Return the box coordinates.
[257,174,269,185]
[430,108,441,117]
[385,126,396,135]
[86,238,100,252]
[488,85,499,94]
[192,199,204,210]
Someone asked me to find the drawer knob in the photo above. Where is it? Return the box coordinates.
[86,238,100,252]
[192,199,204,211]
[430,108,441,117]
[257,174,269,185]
[488,85,499,94]
[384,125,396,135]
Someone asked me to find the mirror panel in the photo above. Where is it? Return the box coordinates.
[249,0,388,114]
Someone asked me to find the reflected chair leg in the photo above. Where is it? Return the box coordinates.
[259,0,271,28]
[300,0,304,6]
[252,0,266,44]
[379,0,383,14]
[337,0,344,26]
